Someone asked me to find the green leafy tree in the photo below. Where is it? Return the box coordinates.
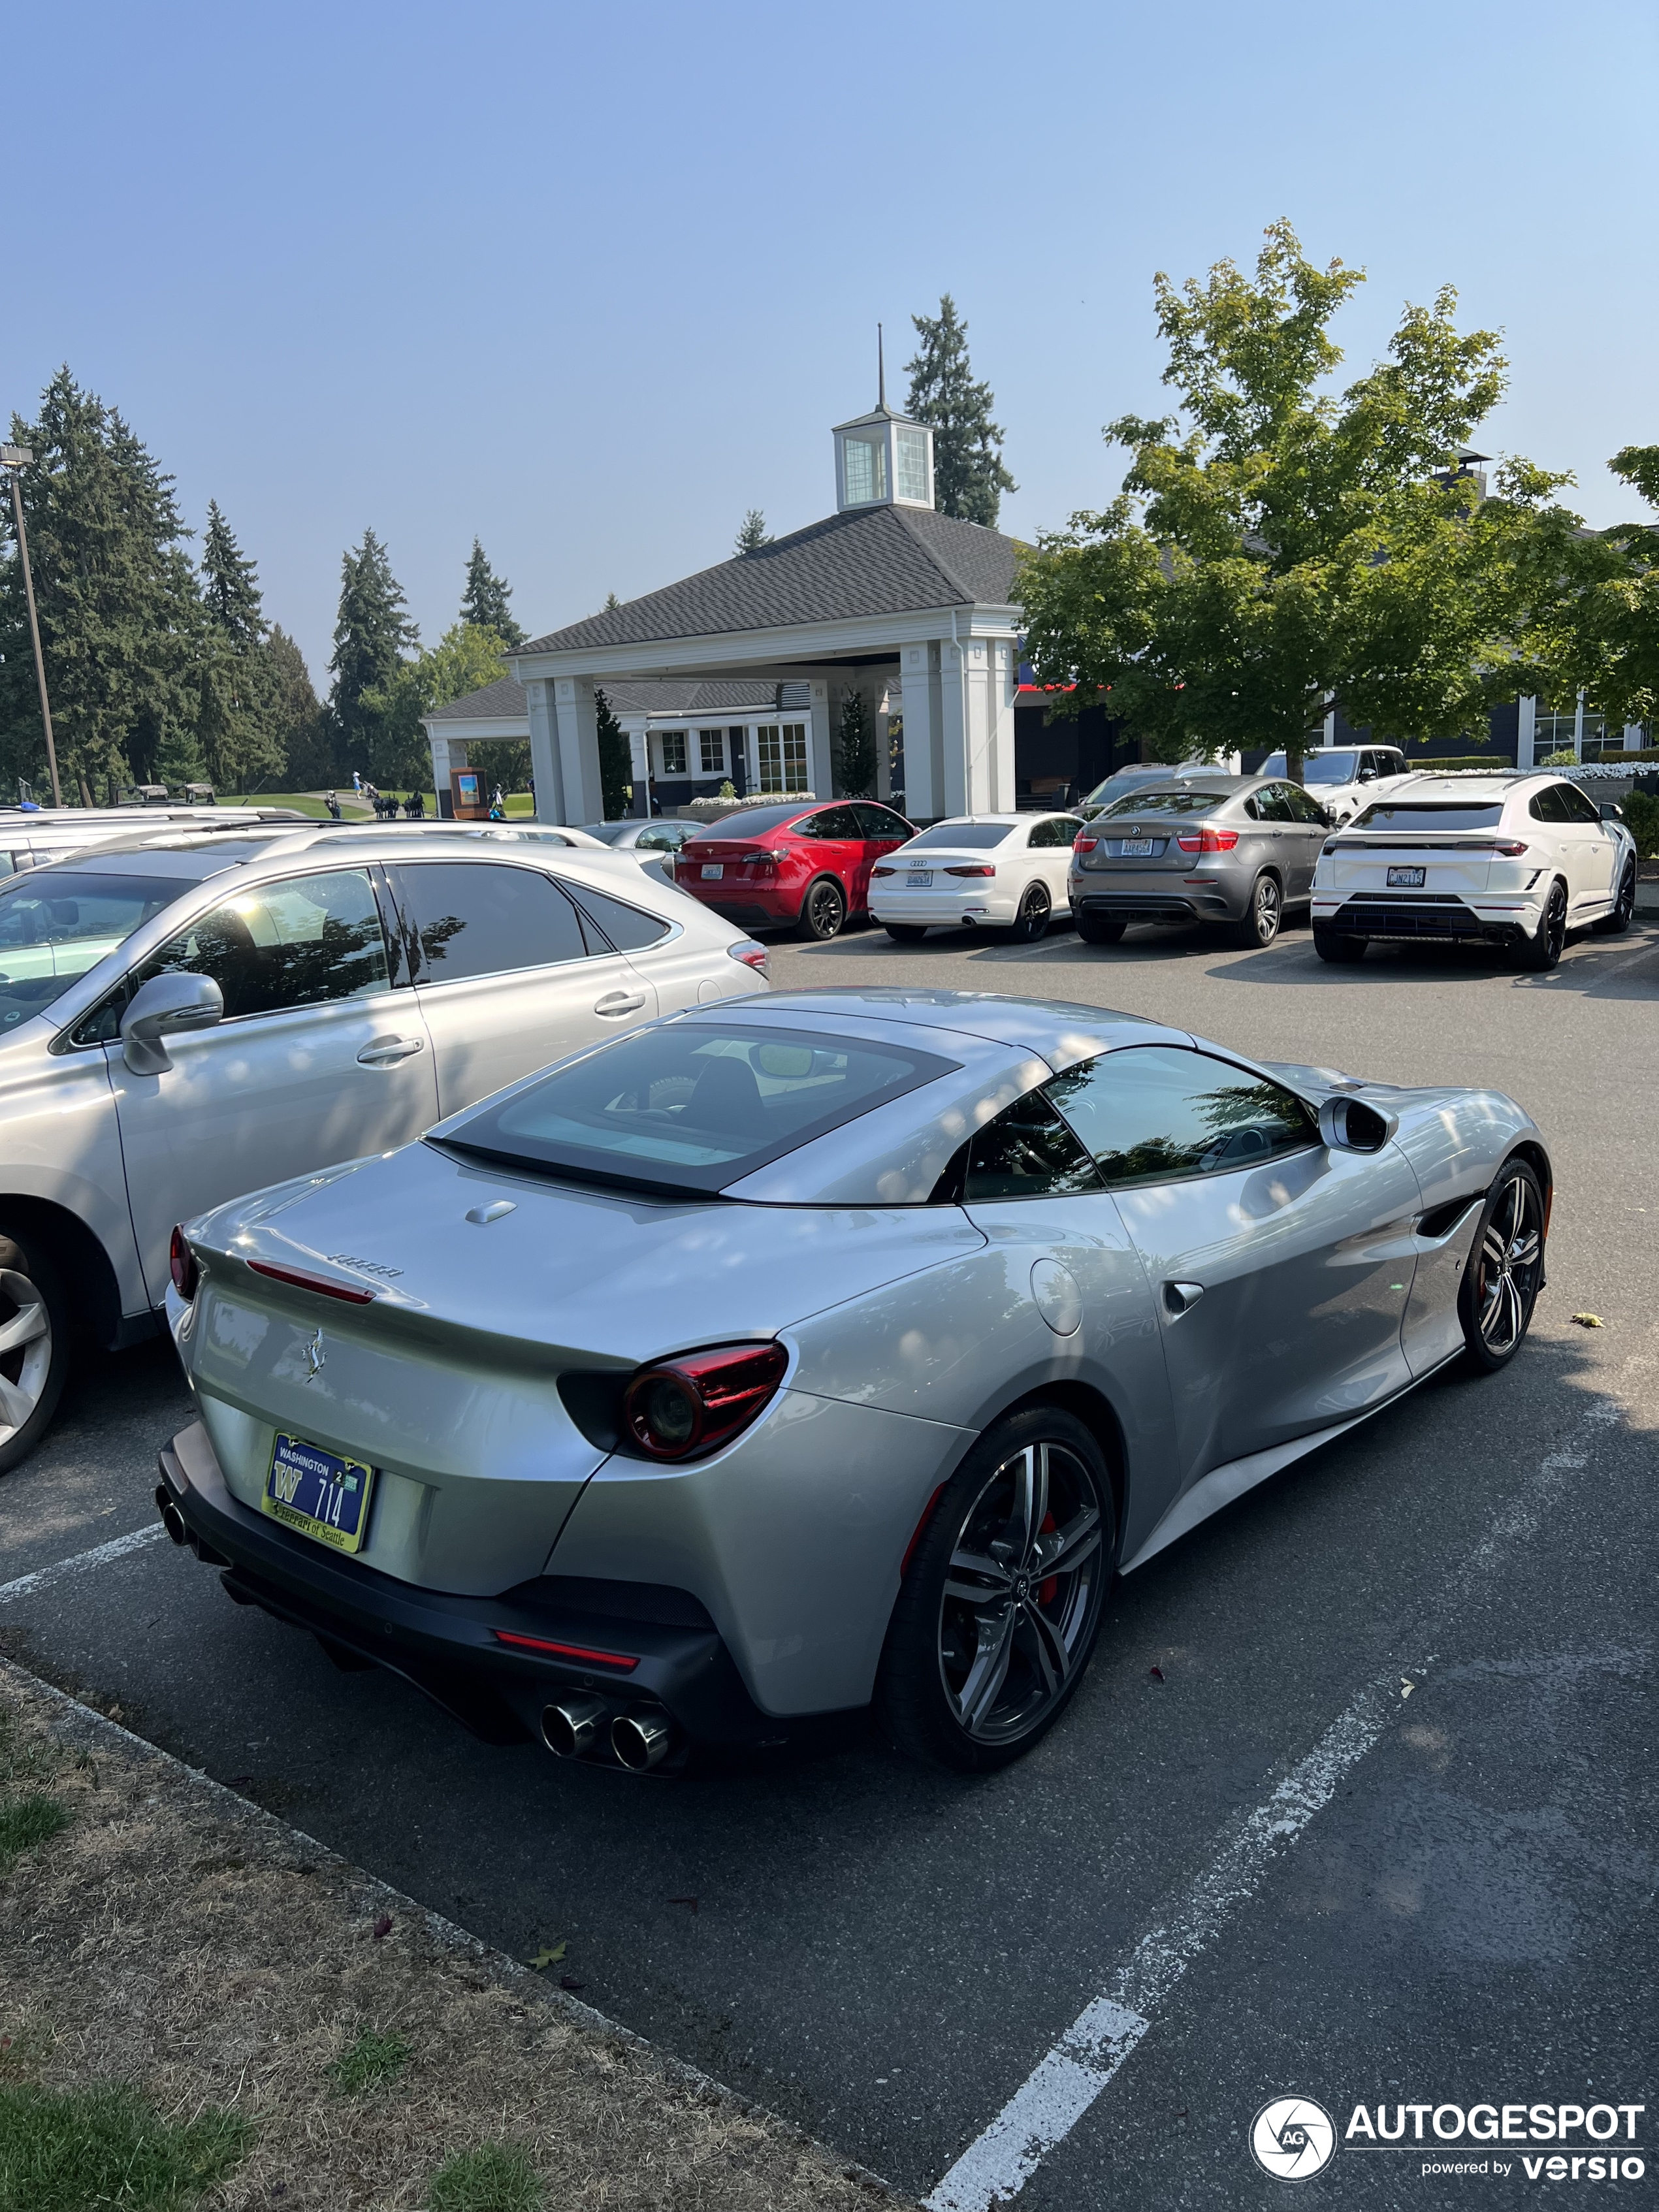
[361,622,509,792]
[594,686,632,817]
[329,530,417,780]
[835,688,878,797]
[904,296,1016,527]
[195,502,285,792]
[460,539,526,648]
[1017,222,1580,776]
[262,625,334,786]
[1526,443,1659,735]
[734,509,771,554]
[0,368,202,803]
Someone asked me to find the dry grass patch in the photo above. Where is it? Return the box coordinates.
[0,1661,903,2211]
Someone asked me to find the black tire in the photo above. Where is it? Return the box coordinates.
[0,1228,72,1477]
[1005,882,1052,944]
[1074,912,1126,946]
[884,923,929,944]
[793,876,847,941]
[1313,924,1367,965]
[875,1405,1114,1772]
[1518,880,1567,970]
[1459,1157,1546,1373]
[1229,871,1282,950]
[1591,859,1637,937]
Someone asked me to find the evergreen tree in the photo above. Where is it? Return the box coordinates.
[0,368,202,802]
[904,297,1016,528]
[262,626,334,787]
[594,686,632,818]
[361,622,510,793]
[459,539,526,647]
[734,509,771,554]
[195,502,283,792]
[329,530,417,779]
[835,688,877,797]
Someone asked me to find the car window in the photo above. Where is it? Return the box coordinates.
[961,1090,1103,1202]
[1554,782,1601,825]
[635,825,675,850]
[1281,785,1329,824]
[854,804,912,840]
[1270,752,1357,786]
[804,807,863,839]
[903,822,1015,851]
[0,871,187,1037]
[389,861,590,984]
[127,867,391,1024]
[1526,786,1570,825]
[1354,801,1506,831]
[684,805,807,842]
[1027,816,1084,848]
[1098,789,1225,818]
[1248,784,1296,824]
[1046,1046,1317,1189]
[562,881,671,951]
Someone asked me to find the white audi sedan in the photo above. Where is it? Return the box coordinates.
[869,812,1086,944]
[1312,772,1637,967]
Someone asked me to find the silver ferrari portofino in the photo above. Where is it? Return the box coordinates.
[157,991,1549,1772]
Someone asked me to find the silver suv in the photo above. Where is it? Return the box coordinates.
[0,822,768,1471]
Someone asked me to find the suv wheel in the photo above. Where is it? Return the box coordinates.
[794,876,847,941]
[1229,872,1282,950]
[1592,859,1636,937]
[1519,881,1567,970]
[1313,924,1366,964]
[876,1405,1114,1771]
[1074,912,1125,945]
[0,1229,71,1475]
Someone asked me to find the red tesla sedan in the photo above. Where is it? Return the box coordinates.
[671,801,916,939]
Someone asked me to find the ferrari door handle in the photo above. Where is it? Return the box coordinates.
[356,1035,426,1066]
[1163,1281,1205,1317]
[594,990,647,1017]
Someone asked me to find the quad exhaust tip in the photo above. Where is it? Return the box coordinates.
[540,1693,610,1759]
[611,1708,674,1772]
[155,1486,189,1547]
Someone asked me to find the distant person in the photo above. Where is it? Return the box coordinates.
[351,771,362,797]
[325,791,342,820]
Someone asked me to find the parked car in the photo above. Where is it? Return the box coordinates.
[1069,775,1333,948]
[1310,772,1638,968]
[157,988,1550,1775]
[671,801,916,939]
[577,818,695,884]
[0,824,769,1472]
[0,805,310,880]
[869,812,1086,942]
[1257,745,1410,825]
[1076,760,1233,819]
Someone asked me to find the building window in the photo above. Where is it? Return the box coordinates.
[698,729,724,775]
[1534,705,1577,761]
[843,436,886,505]
[658,730,687,775]
[756,722,809,793]
[896,426,931,504]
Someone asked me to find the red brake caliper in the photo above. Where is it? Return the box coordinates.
[1038,1511,1057,1606]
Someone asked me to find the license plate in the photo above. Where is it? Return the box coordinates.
[263,1433,376,1554]
[1387,866,1426,888]
[1118,838,1157,858]
[907,871,933,887]
[700,863,724,879]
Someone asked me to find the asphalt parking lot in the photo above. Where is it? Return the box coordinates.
[3,912,1656,2211]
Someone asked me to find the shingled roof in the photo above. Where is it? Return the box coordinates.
[424,675,780,724]
[425,677,526,722]
[520,505,1022,656]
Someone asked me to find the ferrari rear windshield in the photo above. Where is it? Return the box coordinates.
[1351,802,1505,831]
[1097,789,1225,818]
[436,1022,958,1196]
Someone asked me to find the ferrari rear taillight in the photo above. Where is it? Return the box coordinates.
[944,864,995,878]
[247,1260,376,1304]
[169,1226,199,1300]
[622,1341,788,1461]
[1174,827,1240,853]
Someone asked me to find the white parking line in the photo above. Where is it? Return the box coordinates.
[926,1391,1629,2212]
[924,1671,1408,2212]
[0,1522,167,1603]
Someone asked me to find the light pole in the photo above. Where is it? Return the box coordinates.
[1,445,62,805]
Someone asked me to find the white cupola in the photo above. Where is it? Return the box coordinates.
[832,329,935,512]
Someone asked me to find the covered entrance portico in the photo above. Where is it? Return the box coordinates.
[503,394,1024,825]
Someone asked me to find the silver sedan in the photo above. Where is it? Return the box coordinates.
[158,990,1549,1774]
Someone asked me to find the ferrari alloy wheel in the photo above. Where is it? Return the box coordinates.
[1592,859,1636,937]
[1007,883,1051,944]
[1519,881,1567,970]
[794,876,847,941]
[0,1234,70,1475]
[877,1405,1112,1770]
[1231,872,1281,950]
[1460,1159,1545,1374]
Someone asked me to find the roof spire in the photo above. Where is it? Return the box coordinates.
[877,323,886,410]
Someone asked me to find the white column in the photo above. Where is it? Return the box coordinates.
[627,722,649,814]
[807,680,833,797]
[897,645,937,817]
[1517,696,1537,769]
[940,627,970,818]
[525,680,566,822]
[552,678,606,825]
[425,728,465,814]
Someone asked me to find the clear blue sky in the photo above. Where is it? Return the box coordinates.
[7,0,1654,689]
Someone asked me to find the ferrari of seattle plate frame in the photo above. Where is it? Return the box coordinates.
[263,1433,376,1554]
[1387,866,1426,888]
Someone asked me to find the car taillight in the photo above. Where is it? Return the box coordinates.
[622,1341,788,1461]
[728,939,769,974]
[1073,834,1099,852]
[492,1629,638,1671]
[169,1226,199,1300]
[871,865,895,876]
[1494,841,1530,857]
[944,863,995,877]
[247,1259,376,1304]
[1174,827,1240,853]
